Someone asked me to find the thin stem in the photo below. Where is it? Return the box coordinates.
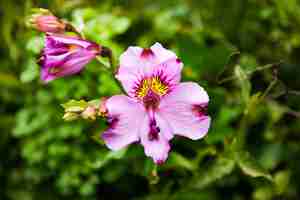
[260,77,278,100]
[288,90,300,96]
[96,47,126,94]
[218,63,278,84]
[65,22,84,38]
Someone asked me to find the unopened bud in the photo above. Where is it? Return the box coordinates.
[63,112,79,121]
[98,98,108,117]
[81,106,97,120]
[27,8,66,33]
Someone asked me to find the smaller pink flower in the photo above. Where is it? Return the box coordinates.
[30,14,66,33]
[39,34,101,83]
[101,43,211,164]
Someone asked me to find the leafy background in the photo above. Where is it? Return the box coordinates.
[1,0,300,199]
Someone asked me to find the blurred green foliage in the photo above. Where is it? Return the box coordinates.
[1,0,300,199]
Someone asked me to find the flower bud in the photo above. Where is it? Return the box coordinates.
[27,8,66,33]
[63,112,79,121]
[98,98,108,117]
[39,34,102,83]
[81,106,97,120]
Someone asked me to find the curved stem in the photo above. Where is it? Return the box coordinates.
[97,47,125,94]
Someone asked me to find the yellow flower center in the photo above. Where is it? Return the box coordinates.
[136,76,169,98]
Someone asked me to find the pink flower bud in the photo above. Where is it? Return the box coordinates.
[29,14,66,33]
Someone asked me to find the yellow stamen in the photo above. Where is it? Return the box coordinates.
[136,77,168,98]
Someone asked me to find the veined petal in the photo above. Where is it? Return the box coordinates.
[45,34,96,49]
[150,42,177,64]
[152,58,183,89]
[52,50,96,75]
[119,42,176,69]
[41,52,72,68]
[117,43,178,96]
[40,34,101,83]
[102,95,146,150]
[40,49,96,82]
[140,114,171,164]
[119,46,144,69]
[116,58,183,97]
[158,82,211,140]
[41,68,57,83]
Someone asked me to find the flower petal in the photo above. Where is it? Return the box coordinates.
[119,46,144,69]
[53,50,96,75]
[102,95,146,150]
[117,43,179,97]
[152,58,183,89]
[40,34,100,83]
[140,115,171,164]
[150,42,177,64]
[117,58,182,98]
[158,82,210,140]
[45,34,96,49]
[40,50,96,82]
[119,42,176,69]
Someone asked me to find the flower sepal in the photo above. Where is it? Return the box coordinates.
[62,99,107,121]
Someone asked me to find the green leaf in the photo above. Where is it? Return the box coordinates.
[26,36,44,54]
[20,58,39,83]
[0,72,20,87]
[190,157,235,189]
[90,148,127,169]
[166,152,197,171]
[274,170,290,194]
[206,106,242,144]
[235,151,272,181]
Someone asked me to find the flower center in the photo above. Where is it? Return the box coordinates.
[136,76,168,99]
[136,76,169,109]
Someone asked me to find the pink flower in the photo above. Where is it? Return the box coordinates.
[39,34,101,83]
[102,43,211,164]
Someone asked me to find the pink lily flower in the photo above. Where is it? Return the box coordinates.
[102,43,211,164]
[39,34,101,83]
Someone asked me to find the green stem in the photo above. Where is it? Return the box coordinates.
[96,47,125,94]
[218,63,278,84]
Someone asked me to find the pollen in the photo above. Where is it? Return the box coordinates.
[68,44,79,52]
[136,76,168,98]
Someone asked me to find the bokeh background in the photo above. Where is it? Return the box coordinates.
[1,0,300,199]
